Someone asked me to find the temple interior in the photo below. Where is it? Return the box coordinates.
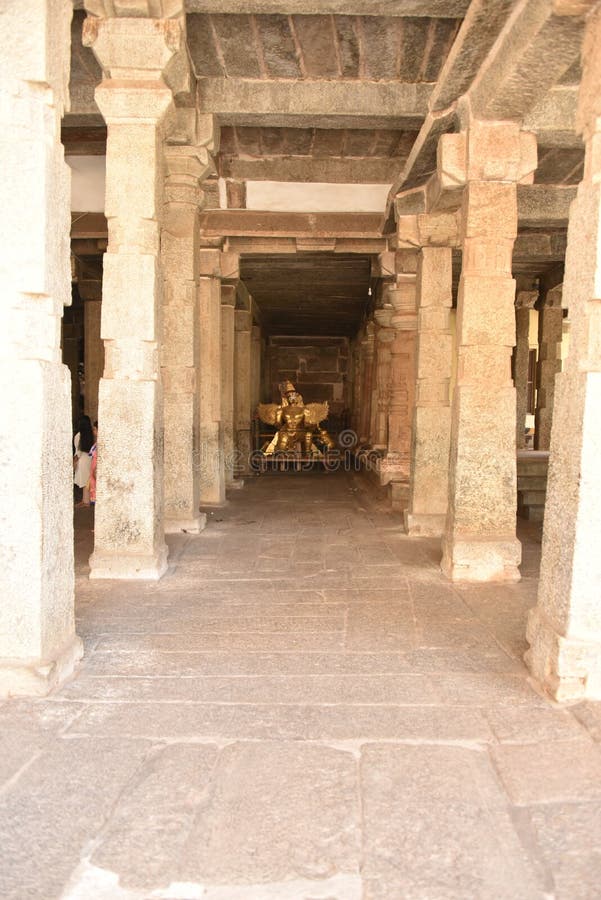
[1,1,601,897]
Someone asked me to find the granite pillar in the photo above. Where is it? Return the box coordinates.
[526,6,601,700]
[221,285,236,487]
[0,0,82,695]
[514,293,537,450]
[405,247,453,536]
[440,121,536,582]
[534,292,563,451]
[162,145,209,533]
[199,251,226,505]
[234,309,252,476]
[85,11,181,578]
[84,299,103,425]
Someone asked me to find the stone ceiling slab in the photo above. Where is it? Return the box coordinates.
[184,1,470,16]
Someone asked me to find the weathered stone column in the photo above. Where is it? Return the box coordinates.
[199,250,226,505]
[234,309,252,475]
[440,121,536,582]
[526,7,601,701]
[0,0,83,695]
[405,246,453,536]
[358,325,375,444]
[220,285,236,487]
[371,319,394,449]
[162,145,210,534]
[514,290,537,450]
[534,288,563,451]
[378,253,418,505]
[251,325,262,411]
[84,298,103,425]
[85,11,182,579]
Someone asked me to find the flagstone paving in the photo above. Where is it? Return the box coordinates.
[1,471,600,899]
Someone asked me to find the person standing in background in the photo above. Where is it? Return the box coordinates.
[73,414,94,507]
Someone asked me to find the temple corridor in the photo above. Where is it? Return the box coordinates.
[1,471,601,899]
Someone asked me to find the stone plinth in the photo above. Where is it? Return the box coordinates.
[86,13,178,578]
[0,0,83,695]
[440,124,529,583]
[199,266,226,506]
[405,247,453,537]
[526,6,601,701]
[234,309,252,476]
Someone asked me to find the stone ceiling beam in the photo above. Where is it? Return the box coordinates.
[524,85,581,148]
[517,183,577,227]
[468,0,588,121]
[220,157,403,185]
[198,78,432,124]
[183,0,470,14]
[200,210,382,238]
[381,0,515,226]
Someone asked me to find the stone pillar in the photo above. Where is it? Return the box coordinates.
[0,0,83,695]
[199,251,226,505]
[439,121,536,582]
[84,299,103,425]
[62,317,82,424]
[85,12,182,579]
[514,290,537,450]
[221,285,236,487]
[405,247,453,536]
[358,326,375,444]
[371,320,394,449]
[234,310,252,476]
[378,254,418,503]
[251,325,262,410]
[526,7,601,701]
[534,289,563,451]
[162,145,210,534]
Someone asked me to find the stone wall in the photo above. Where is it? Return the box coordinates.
[265,336,350,416]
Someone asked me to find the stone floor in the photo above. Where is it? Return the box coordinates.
[1,471,601,899]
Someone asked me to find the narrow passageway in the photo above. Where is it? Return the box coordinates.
[1,472,601,900]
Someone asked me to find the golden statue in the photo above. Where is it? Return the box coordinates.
[257,381,336,456]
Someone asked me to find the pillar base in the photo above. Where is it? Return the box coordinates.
[525,608,601,702]
[441,535,521,583]
[390,481,409,513]
[404,511,446,537]
[199,499,229,510]
[0,634,84,699]
[89,545,169,581]
[164,515,207,535]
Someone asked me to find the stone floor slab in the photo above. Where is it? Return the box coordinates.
[360,744,542,899]
[3,471,600,898]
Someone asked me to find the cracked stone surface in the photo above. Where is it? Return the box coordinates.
[1,471,600,899]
